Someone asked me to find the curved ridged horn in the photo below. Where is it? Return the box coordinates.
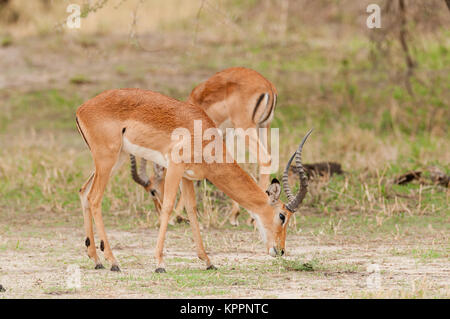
[130,154,150,188]
[282,129,313,212]
[282,152,296,203]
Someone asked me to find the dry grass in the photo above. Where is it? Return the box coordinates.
[0,0,449,298]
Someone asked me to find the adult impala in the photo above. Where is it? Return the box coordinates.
[131,67,277,225]
[76,88,311,272]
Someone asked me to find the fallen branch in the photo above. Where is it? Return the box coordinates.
[291,162,344,179]
[393,171,422,185]
[393,167,449,188]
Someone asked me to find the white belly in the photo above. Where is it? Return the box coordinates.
[122,137,168,168]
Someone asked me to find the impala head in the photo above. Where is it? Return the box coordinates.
[259,129,313,257]
[130,156,165,214]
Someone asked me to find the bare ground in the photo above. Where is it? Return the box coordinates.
[1,222,448,298]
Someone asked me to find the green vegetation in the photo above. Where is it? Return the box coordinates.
[0,0,448,299]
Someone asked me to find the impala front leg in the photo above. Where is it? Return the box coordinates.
[154,161,184,273]
[180,178,215,270]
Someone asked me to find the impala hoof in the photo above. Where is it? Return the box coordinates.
[206,265,217,271]
[0,285,5,292]
[229,218,239,227]
[229,212,240,226]
[110,265,121,272]
[155,267,166,273]
[95,263,105,270]
[175,215,189,224]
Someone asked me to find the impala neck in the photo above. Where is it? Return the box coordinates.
[204,162,272,218]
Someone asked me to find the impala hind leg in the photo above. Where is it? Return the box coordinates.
[154,161,184,273]
[169,190,189,225]
[87,152,126,272]
[180,178,215,270]
[228,200,240,226]
[79,172,103,269]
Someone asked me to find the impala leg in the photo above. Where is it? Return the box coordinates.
[229,200,240,226]
[180,178,215,269]
[183,180,215,269]
[79,171,103,269]
[154,161,184,273]
[88,153,126,272]
[171,189,189,224]
[167,189,182,226]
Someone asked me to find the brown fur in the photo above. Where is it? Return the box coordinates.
[137,68,279,226]
[186,67,278,224]
[76,88,293,271]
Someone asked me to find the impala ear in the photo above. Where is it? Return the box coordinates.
[266,179,281,205]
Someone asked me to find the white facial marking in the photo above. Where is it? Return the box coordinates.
[248,211,267,244]
[122,137,168,168]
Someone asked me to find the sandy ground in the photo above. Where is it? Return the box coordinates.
[1,224,448,299]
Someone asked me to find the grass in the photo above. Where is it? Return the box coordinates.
[0,0,449,299]
[70,75,92,85]
[1,35,13,47]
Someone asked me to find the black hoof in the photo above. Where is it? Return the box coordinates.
[206,265,217,271]
[95,263,105,270]
[175,215,189,224]
[0,285,5,292]
[110,265,121,272]
[155,267,166,273]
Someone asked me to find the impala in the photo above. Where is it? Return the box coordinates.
[76,88,311,272]
[130,67,277,225]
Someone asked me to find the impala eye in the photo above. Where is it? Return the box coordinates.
[279,213,286,224]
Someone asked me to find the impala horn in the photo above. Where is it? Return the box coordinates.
[282,129,313,212]
[130,154,150,188]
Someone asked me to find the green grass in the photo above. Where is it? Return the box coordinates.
[70,75,92,85]
[1,35,13,47]
[0,12,449,298]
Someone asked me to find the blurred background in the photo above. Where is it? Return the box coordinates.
[0,0,449,299]
[0,0,448,221]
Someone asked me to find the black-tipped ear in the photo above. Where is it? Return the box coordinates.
[271,178,280,184]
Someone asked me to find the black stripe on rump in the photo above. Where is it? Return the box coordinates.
[258,92,276,125]
[252,93,267,124]
[76,116,91,150]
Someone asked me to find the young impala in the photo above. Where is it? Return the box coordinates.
[76,88,311,272]
[130,67,278,225]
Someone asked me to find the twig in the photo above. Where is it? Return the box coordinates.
[193,0,206,47]
[127,0,172,53]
